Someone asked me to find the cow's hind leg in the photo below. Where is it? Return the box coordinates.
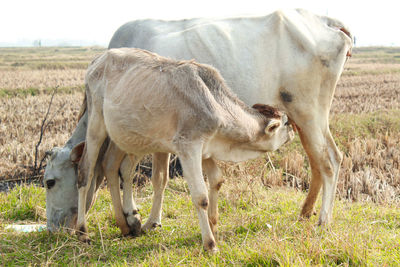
[120,154,142,236]
[298,122,342,225]
[77,107,107,243]
[202,158,224,235]
[102,142,131,236]
[142,152,170,231]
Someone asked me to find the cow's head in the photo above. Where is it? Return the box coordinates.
[252,103,295,151]
[44,142,96,232]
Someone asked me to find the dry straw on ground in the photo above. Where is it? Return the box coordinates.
[0,92,83,180]
[0,47,399,205]
[0,69,86,90]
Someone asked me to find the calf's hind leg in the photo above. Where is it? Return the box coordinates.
[120,154,142,236]
[102,142,131,236]
[142,152,170,231]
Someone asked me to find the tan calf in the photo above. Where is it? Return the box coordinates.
[77,48,294,252]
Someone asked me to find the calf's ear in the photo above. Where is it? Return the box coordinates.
[265,119,281,136]
[70,141,85,164]
[252,103,282,118]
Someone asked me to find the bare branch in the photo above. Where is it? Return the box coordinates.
[33,86,59,177]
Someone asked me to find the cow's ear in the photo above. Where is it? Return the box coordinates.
[264,119,281,136]
[46,147,59,160]
[70,141,85,164]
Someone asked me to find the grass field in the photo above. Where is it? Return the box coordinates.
[0,46,399,265]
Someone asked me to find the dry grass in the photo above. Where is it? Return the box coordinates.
[0,92,83,180]
[0,47,399,205]
[0,69,86,90]
[333,72,400,113]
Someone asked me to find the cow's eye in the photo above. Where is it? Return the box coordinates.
[46,179,56,189]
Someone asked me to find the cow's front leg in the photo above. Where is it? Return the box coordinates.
[202,158,224,235]
[76,108,107,243]
[142,152,170,231]
[178,142,217,253]
[120,154,142,236]
[298,122,342,225]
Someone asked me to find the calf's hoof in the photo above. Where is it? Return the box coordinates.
[317,211,332,226]
[119,224,131,236]
[126,212,142,237]
[142,221,162,232]
[204,239,218,254]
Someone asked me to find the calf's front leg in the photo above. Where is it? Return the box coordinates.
[178,142,217,253]
[202,158,224,235]
[76,109,107,243]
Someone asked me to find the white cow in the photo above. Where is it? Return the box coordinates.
[76,48,294,251]
[45,9,352,235]
[108,9,353,225]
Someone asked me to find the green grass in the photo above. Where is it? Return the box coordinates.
[0,85,85,98]
[1,180,399,266]
[352,46,400,64]
[343,68,400,76]
[0,47,105,70]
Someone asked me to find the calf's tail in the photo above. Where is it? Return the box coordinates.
[77,85,88,122]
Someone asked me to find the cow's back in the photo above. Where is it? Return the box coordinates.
[94,49,223,154]
[108,9,352,109]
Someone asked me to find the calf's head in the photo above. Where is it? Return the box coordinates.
[44,142,94,232]
[252,103,295,151]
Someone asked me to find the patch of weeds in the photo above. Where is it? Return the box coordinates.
[0,85,85,98]
[0,184,45,221]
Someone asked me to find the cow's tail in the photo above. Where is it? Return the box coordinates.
[77,85,88,122]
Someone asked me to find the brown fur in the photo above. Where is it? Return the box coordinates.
[252,103,283,119]
[215,181,224,191]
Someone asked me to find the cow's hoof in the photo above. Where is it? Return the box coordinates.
[77,225,90,244]
[300,208,317,220]
[77,233,91,244]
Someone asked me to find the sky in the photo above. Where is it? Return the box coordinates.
[1,0,399,47]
